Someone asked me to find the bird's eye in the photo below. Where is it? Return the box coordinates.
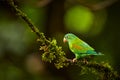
[66,36,70,39]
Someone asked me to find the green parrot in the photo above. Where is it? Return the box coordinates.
[63,33,103,62]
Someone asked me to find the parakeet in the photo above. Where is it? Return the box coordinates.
[63,33,103,62]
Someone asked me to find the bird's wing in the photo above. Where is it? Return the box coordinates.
[78,38,94,50]
[71,38,94,53]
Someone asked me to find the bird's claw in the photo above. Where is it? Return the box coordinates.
[83,59,88,64]
[72,58,77,62]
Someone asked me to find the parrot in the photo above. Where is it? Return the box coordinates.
[63,33,103,62]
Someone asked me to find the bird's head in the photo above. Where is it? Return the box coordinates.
[63,33,77,43]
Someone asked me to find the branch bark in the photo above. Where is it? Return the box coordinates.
[66,0,118,11]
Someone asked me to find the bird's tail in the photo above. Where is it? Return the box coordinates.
[87,50,104,55]
[96,52,104,55]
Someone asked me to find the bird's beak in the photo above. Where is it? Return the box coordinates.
[63,38,67,43]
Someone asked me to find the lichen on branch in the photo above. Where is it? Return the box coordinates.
[38,38,69,69]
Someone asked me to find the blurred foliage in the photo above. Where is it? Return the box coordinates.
[64,5,107,36]
[0,0,120,80]
[0,21,37,56]
[21,4,46,31]
[90,10,107,36]
[64,5,94,34]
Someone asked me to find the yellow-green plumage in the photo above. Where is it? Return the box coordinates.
[63,33,102,60]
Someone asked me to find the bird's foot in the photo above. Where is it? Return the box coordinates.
[83,59,88,64]
[72,58,77,62]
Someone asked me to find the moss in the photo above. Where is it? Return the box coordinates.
[39,39,69,69]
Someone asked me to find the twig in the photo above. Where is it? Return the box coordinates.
[89,0,118,11]
[7,0,50,43]
[67,0,118,11]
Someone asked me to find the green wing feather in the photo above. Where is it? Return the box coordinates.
[69,38,96,59]
[70,38,94,53]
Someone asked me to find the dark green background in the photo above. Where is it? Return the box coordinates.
[0,0,120,80]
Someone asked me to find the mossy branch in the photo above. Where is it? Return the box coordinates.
[7,0,67,69]
[67,59,120,79]
[7,0,120,79]
[7,0,49,43]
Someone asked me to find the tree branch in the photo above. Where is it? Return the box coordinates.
[87,0,118,11]
[66,58,120,79]
[66,0,118,11]
[7,0,50,43]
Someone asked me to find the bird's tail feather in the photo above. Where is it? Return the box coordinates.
[95,52,104,55]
